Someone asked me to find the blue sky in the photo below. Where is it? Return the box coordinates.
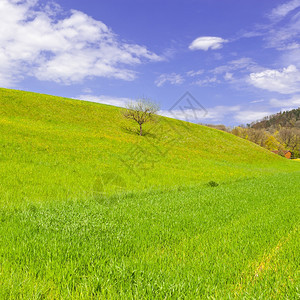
[1,0,300,126]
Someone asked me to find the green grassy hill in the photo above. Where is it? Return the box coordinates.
[0,88,299,299]
[0,88,297,205]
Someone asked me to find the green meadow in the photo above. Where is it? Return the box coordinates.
[0,88,299,298]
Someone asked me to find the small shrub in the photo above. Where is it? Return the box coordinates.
[208,181,219,187]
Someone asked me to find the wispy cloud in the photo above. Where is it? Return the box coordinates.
[234,110,273,123]
[281,48,300,69]
[186,69,204,77]
[244,1,300,51]
[194,76,219,86]
[159,105,240,123]
[250,99,265,104]
[237,0,300,54]
[265,13,300,50]
[76,94,131,107]
[159,104,272,124]
[269,95,300,108]
[269,0,300,21]
[160,98,298,125]
[185,58,262,88]
[155,73,184,87]
[211,57,260,75]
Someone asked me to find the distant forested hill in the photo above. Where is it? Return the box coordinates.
[201,107,300,158]
[251,107,300,129]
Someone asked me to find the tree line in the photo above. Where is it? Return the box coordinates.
[202,108,300,158]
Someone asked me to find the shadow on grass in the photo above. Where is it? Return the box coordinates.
[120,125,157,138]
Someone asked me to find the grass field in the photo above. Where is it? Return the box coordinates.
[0,88,299,298]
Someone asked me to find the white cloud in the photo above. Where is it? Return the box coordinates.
[82,87,92,94]
[159,101,285,125]
[239,1,300,53]
[249,65,300,94]
[159,109,206,122]
[186,69,204,77]
[281,48,300,68]
[189,36,228,51]
[42,1,63,17]
[184,58,260,88]
[155,73,184,87]
[213,53,223,60]
[250,99,265,104]
[185,58,262,89]
[212,57,260,74]
[269,0,300,20]
[254,1,300,51]
[224,72,233,81]
[203,106,241,122]
[269,95,300,108]
[159,105,240,123]
[194,76,219,86]
[266,12,300,50]
[0,0,161,87]
[234,110,272,123]
[277,42,300,51]
[76,94,131,107]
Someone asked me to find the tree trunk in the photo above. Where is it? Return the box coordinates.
[139,124,142,136]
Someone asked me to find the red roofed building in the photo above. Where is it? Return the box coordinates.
[271,150,292,159]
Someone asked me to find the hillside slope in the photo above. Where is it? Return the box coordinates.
[0,88,299,298]
[0,88,298,205]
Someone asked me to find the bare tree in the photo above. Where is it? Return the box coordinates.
[231,126,249,139]
[248,128,268,147]
[122,99,160,136]
[278,128,300,152]
[278,128,296,149]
